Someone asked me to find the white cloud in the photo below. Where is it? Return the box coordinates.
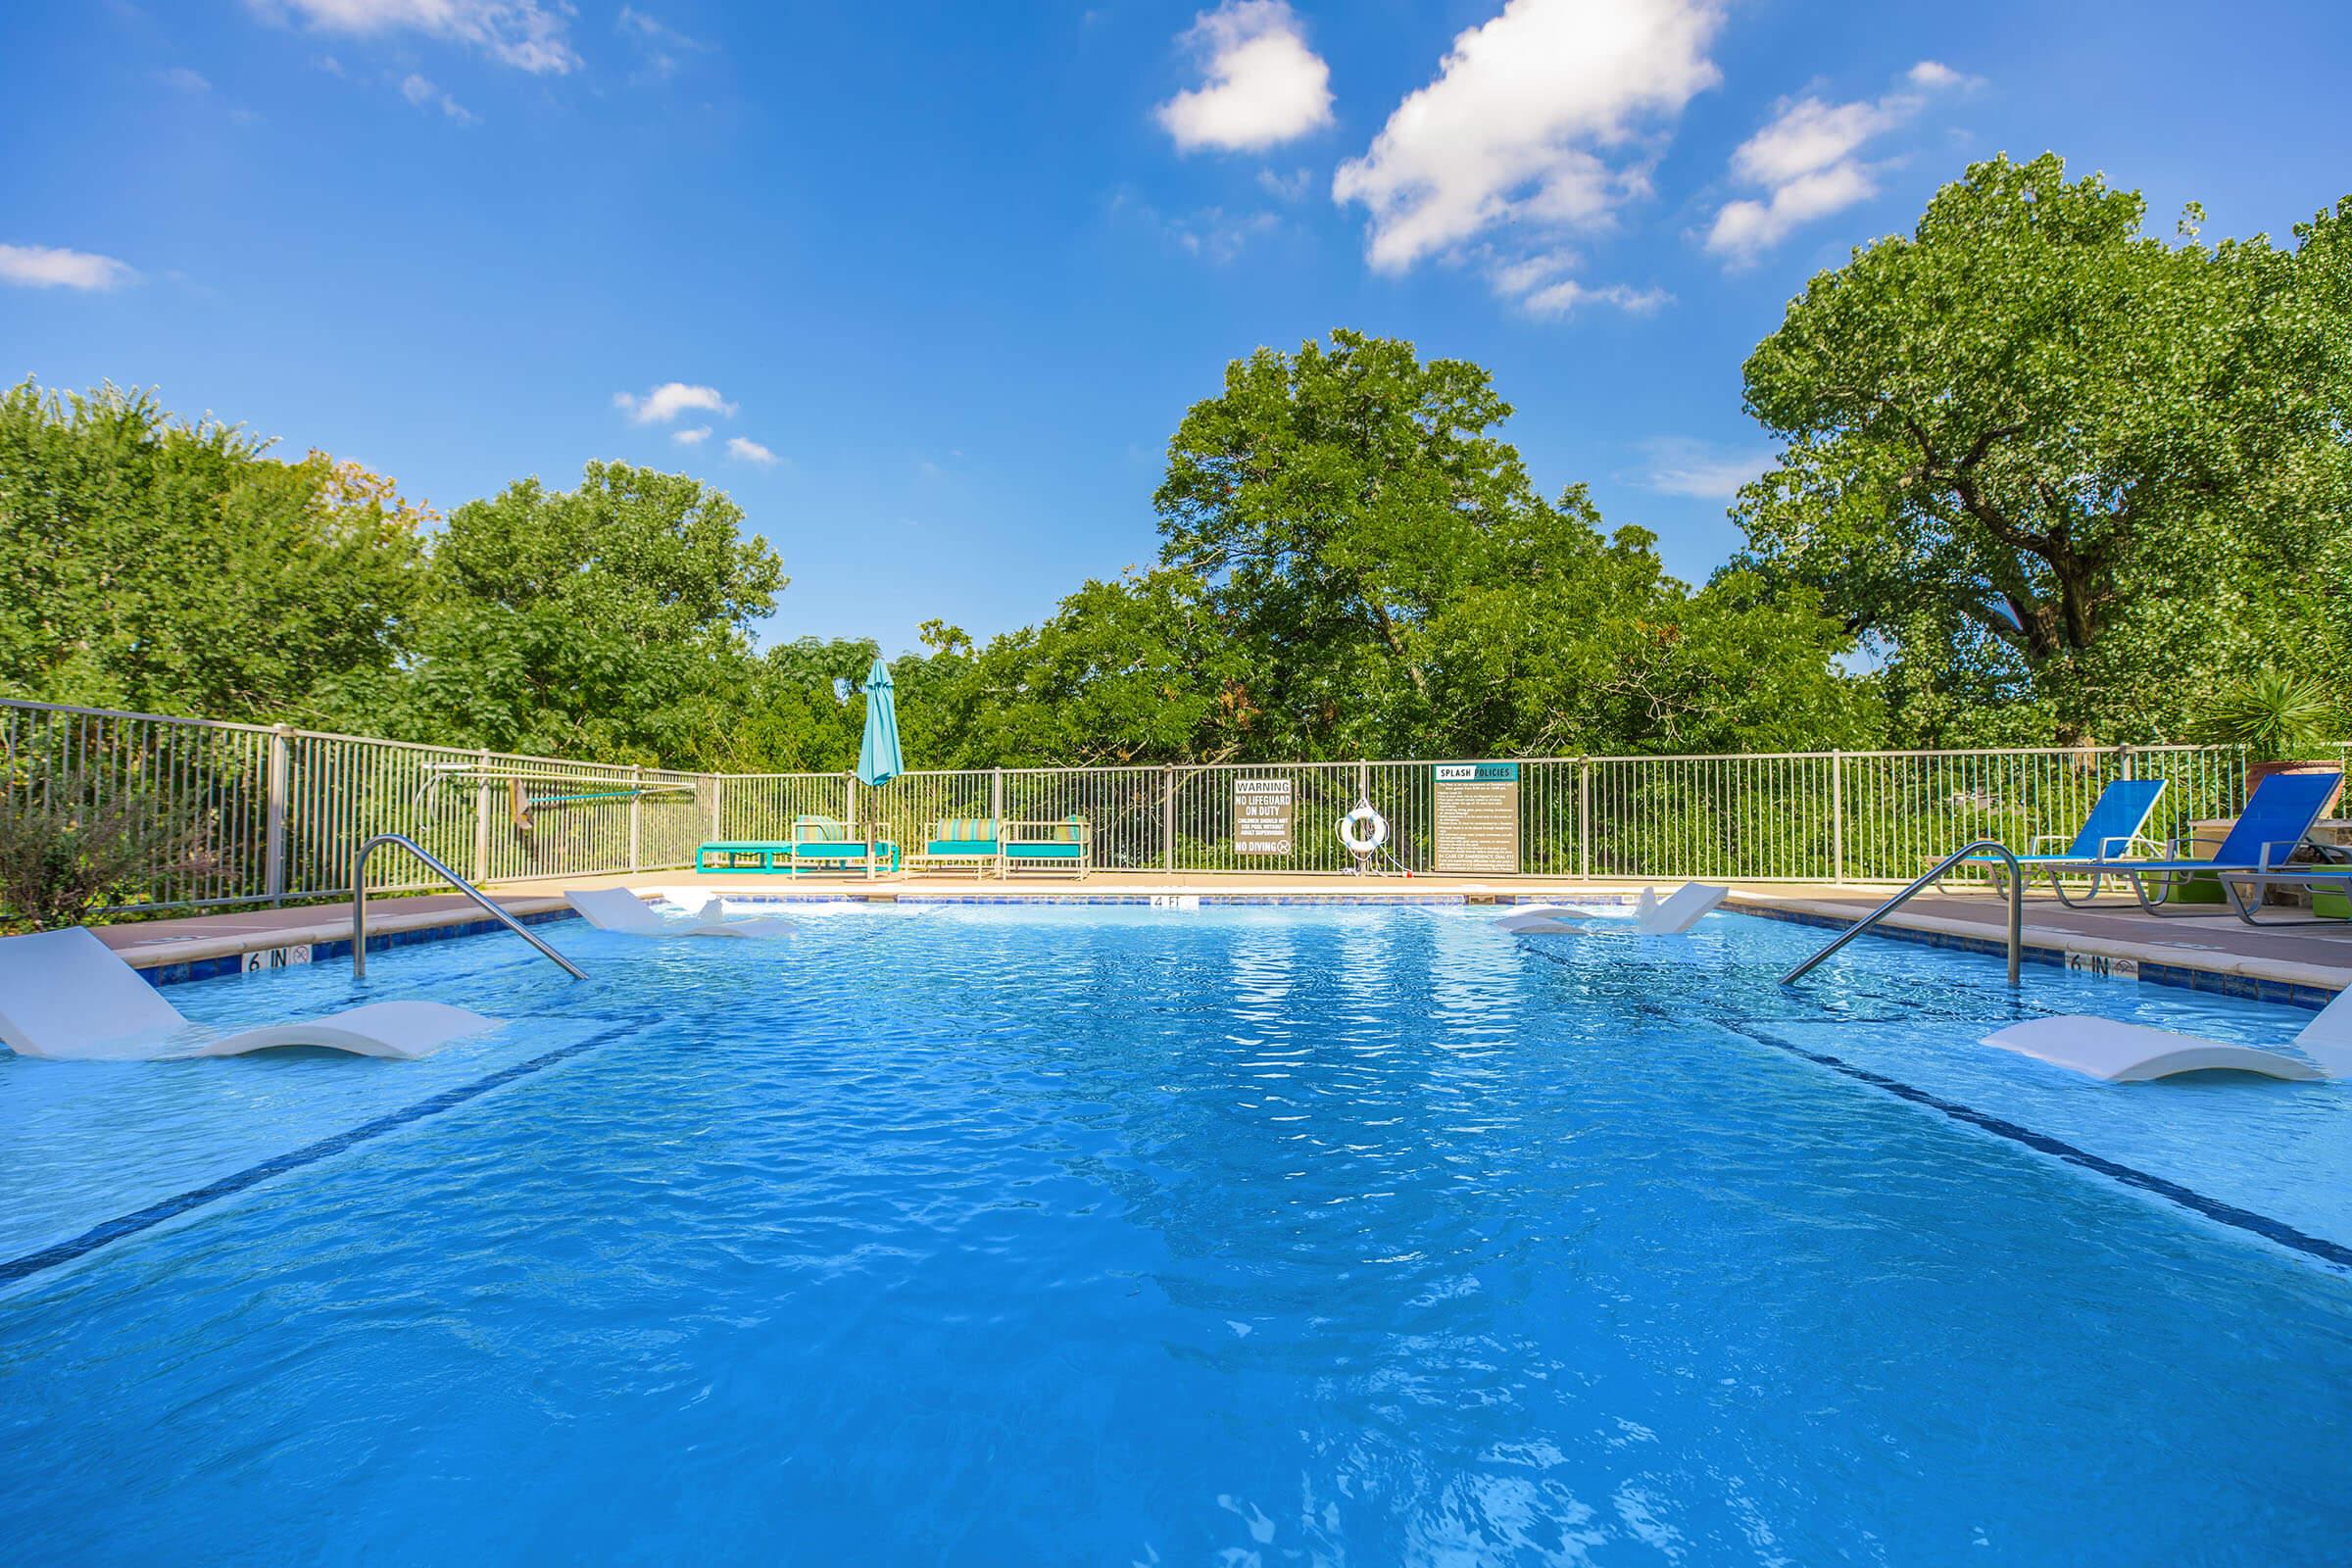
[156,67,212,93]
[1630,436,1773,499]
[248,0,581,74]
[1156,1,1333,153]
[0,243,139,291]
[1335,0,1724,275]
[617,6,708,80]
[400,72,477,123]
[725,436,779,466]
[1113,190,1281,264]
[1705,61,1976,265]
[1256,167,1314,203]
[671,425,711,446]
[613,382,736,424]
[1171,207,1279,262]
[1520,277,1671,317]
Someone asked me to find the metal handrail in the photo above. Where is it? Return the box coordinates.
[351,833,587,982]
[1782,839,2024,987]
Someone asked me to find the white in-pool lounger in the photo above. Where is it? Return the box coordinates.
[1497,884,1728,935]
[565,887,796,940]
[0,927,499,1062]
[1983,987,2352,1083]
[1634,883,1729,933]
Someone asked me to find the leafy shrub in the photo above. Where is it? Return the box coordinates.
[0,787,212,933]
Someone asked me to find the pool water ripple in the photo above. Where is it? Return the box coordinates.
[1,906,2348,1564]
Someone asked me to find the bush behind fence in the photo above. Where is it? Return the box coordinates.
[4,696,2335,918]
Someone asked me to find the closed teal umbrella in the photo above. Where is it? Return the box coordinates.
[856,657,903,786]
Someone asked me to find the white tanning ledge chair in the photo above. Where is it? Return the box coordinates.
[1497,883,1728,936]
[1983,987,2352,1083]
[565,887,796,940]
[1633,883,1729,934]
[0,928,498,1062]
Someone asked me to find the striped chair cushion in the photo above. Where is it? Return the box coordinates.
[932,817,999,845]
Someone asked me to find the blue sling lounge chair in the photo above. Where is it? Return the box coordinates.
[1957,776,2167,904]
[2041,770,2346,925]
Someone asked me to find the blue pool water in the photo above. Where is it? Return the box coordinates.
[3,903,2350,1564]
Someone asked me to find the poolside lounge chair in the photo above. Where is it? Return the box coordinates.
[1004,815,1091,878]
[0,927,497,1061]
[907,815,1004,877]
[900,815,1092,878]
[2039,771,2347,925]
[1954,777,2168,904]
[696,816,899,878]
[1984,984,2351,1082]
[565,888,796,939]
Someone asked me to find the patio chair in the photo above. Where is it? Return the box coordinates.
[906,816,1004,877]
[1003,815,1092,878]
[1953,776,2168,905]
[0,927,497,1061]
[696,815,899,878]
[2040,770,2347,925]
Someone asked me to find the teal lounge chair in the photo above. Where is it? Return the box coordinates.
[2042,770,2347,925]
[1955,776,2167,905]
[1004,815,1091,878]
[907,815,1004,877]
[697,815,899,877]
[905,815,1092,878]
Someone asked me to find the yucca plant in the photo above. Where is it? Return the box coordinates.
[2197,671,2341,763]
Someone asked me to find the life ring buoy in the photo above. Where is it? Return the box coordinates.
[1338,804,1389,856]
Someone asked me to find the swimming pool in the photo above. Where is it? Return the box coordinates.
[3,903,2349,1563]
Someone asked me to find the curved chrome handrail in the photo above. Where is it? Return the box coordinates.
[1782,839,2024,987]
[351,833,587,982]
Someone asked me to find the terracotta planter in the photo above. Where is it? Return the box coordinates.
[2244,759,2346,817]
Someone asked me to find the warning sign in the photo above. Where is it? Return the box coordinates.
[1234,777,1295,855]
[1433,762,1520,874]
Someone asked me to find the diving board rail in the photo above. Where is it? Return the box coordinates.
[351,833,588,982]
[1782,840,2024,988]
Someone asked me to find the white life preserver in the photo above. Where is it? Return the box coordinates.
[1337,804,1388,856]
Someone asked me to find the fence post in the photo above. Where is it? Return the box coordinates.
[265,724,292,904]
[1829,750,1845,884]
[991,766,1004,826]
[709,774,722,840]
[1162,765,1177,874]
[1577,759,1591,880]
[2118,744,2133,780]
[628,765,644,873]
[469,749,492,883]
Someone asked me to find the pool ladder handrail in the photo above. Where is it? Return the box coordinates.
[1781,839,2024,987]
[351,833,587,982]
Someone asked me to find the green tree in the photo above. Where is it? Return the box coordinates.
[386,462,785,763]
[1738,155,2352,743]
[0,381,424,722]
[1147,330,1870,760]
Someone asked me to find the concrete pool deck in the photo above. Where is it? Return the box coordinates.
[82,868,2352,1000]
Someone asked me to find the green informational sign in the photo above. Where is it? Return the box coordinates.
[1432,762,1521,872]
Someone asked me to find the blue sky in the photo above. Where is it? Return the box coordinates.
[7,1,2349,657]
